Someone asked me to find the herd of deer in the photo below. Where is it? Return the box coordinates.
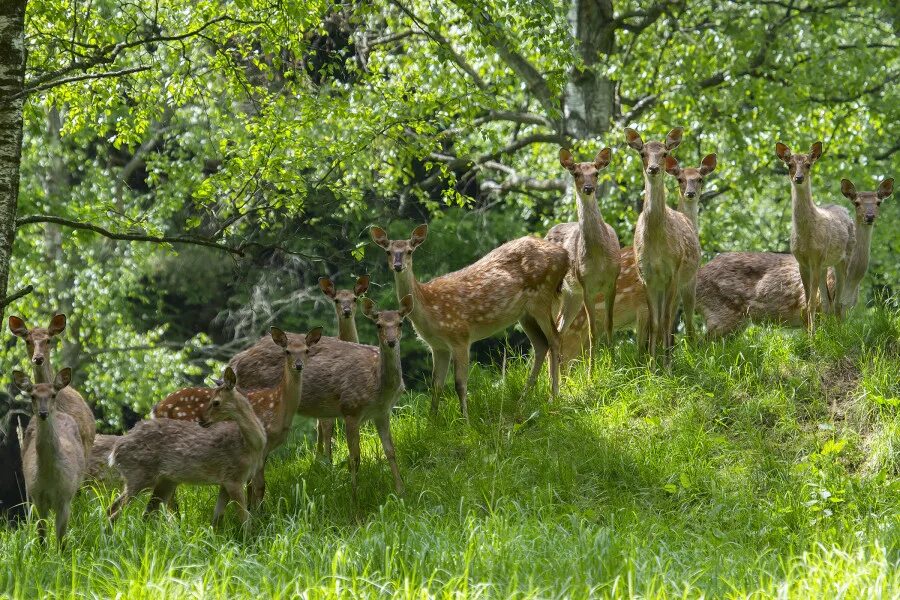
[5,127,893,546]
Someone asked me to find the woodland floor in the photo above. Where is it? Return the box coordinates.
[2,308,900,598]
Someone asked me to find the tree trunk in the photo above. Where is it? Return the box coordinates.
[564,0,616,139]
[0,0,26,325]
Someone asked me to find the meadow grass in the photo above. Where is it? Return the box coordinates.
[2,308,900,598]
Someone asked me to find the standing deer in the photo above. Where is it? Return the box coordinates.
[228,298,414,501]
[839,178,893,310]
[547,147,621,367]
[8,314,95,461]
[776,141,855,330]
[151,327,321,507]
[13,368,85,546]
[108,367,266,529]
[370,225,569,419]
[560,154,717,364]
[625,127,700,359]
[316,275,370,463]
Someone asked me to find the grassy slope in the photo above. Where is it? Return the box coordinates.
[2,308,900,598]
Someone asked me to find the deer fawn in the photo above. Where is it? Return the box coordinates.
[547,147,621,367]
[151,327,321,507]
[839,177,893,310]
[371,225,568,419]
[13,368,85,546]
[229,297,413,501]
[776,141,855,330]
[625,127,700,359]
[108,367,266,529]
[316,275,370,464]
[8,314,95,461]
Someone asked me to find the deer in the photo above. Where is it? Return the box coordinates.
[8,314,95,461]
[151,327,322,507]
[547,147,621,368]
[370,225,569,419]
[87,434,122,486]
[775,141,855,331]
[108,366,266,530]
[316,274,370,464]
[12,368,85,547]
[839,177,893,310]
[625,127,700,360]
[228,297,414,502]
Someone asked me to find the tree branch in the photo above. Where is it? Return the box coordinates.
[15,215,245,256]
[17,66,150,99]
[0,285,34,309]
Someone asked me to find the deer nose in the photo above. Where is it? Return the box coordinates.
[582,185,594,195]
[865,215,875,224]
[32,356,44,365]
[393,264,403,272]
[343,309,352,318]
[647,165,660,175]
[794,175,804,184]
[387,340,396,348]
[294,361,303,371]
[685,191,696,198]
[39,411,48,420]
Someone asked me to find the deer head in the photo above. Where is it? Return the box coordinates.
[559,147,612,197]
[371,224,428,273]
[665,154,717,200]
[624,127,683,177]
[202,367,248,424]
[12,367,71,420]
[841,178,894,225]
[362,295,413,349]
[270,326,323,371]
[8,314,67,368]
[775,141,822,185]
[319,275,369,320]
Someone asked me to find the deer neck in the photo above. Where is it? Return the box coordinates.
[643,173,668,229]
[379,342,404,394]
[790,179,817,232]
[32,360,53,384]
[393,261,424,318]
[848,222,873,280]
[337,314,359,343]
[34,416,63,474]
[233,398,267,455]
[272,355,303,434]
[575,189,609,247]
[677,196,699,231]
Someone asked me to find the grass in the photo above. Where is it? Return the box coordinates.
[2,307,900,598]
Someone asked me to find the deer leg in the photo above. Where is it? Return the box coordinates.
[662,280,679,363]
[223,481,251,531]
[556,286,585,336]
[832,262,848,319]
[344,415,362,504]
[520,315,549,397]
[818,268,833,315]
[797,262,813,331]
[317,418,335,465]
[248,459,266,508]
[584,298,600,371]
[530,308,562,398]
[604,280,616,347]
[646,287,664,360]
[680,279,697,343]
[212,486,230,527]
[374,414,404,495]
[430,348,452,415]
[451,346,471,420]
[808,266,821,334]
[54,504,70,548]
[636,307,649,354]
[145,480,176,517]
[107,487,135,523]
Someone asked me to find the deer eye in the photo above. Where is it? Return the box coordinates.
[212,400,221,407]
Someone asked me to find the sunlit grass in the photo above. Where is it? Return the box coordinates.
[2,307,900,598]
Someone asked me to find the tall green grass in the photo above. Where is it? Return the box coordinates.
[2,308,900,598]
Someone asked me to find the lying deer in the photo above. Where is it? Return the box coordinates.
[548,147,621,367]
[371,225,568,419]
[13,368,85,546]
[229,297,413,501]
[108,367,266,529]
[316,275,370,463]
[151,327,321,506]
[625,127,700,359]
[776,141,855,329]
[8,314,95,461]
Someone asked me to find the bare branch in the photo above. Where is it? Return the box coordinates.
[16,66,150,99]
[0,285,34,309]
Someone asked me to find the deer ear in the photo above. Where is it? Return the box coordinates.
[624,128,643,151]
[319,277,336,298]
[306,327,323,346]
[665,127,684,150]
[399,294,414,318]
[48,314,67,337]
[410,224,428,249]
[840,178,857,200]
[877,178,894,200]
[8,316,27,338]
[559,148,575,170]
[664,155,681,176]
[53,367,72,391]
[594,147,612,169]
[361,298,377,320]
[809,141,823,162]
[223,367,237,390]
[370,226,390,250]
[12,370,32,392]
[212,378,224,388]
[700,153,717,175]
[270,327,288,348]
[775,142,791,162]
[354,274,370,296]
